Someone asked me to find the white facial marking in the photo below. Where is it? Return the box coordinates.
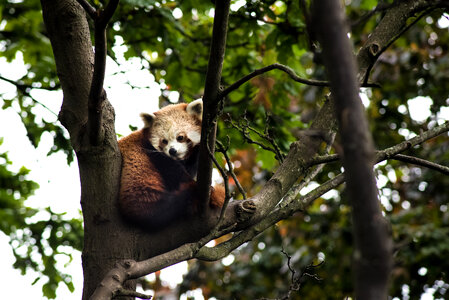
[166,141,188,159]
[187,131,201,145]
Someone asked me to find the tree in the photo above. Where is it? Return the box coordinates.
[1,0,449,299]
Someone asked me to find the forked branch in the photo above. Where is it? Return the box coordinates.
[76,0,119,145]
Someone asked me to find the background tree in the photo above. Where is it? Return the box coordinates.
[1,0,449,299]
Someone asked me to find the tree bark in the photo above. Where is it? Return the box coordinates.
[196,0,231,212]
[40,1,136,299]
[40,1,235,298]
[39,0,447,298]
[312,1,392,299]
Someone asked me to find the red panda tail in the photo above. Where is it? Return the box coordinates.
[119,189,192,232]
[210,185,226,208]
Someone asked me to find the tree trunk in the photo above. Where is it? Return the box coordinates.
[40,1,232,298]
[39,1,137,298]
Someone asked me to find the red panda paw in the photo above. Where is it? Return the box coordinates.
[210,185,226,208]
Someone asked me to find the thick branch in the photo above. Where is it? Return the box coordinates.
[312,1,392,299]
[90,219,229,300]
[89,243,197,300]
[196,0,231,212]
[75,0,96,17]
[357,0,443,83]
[218,97,338,232]
[76,0,119,145]
[198,121,449,261]
[195,173,346,261]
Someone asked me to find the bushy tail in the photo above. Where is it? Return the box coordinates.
[120,183,226,232]
[119,185,195,232]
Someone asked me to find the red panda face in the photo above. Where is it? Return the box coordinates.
[140,100,203,160]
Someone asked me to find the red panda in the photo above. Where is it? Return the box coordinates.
[118,99,225,232]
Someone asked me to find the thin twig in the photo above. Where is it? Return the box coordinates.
[216,139,247,199]
[278,248,324,300]
[220,62,379,100]
[0,75,59,117]
[206,140,233,225]
[307,121,449,168]
[220,63,329,99]
[227,113,284,162]
[392,154,449,175]
[377,121,449,161]
[281,248,296,284]
[351,2,395,28]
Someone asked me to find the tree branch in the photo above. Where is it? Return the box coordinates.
[306,123,449,190]
[75,0,96,18]
[312,1,392,299]
[90,216,234,300]
[76,0,119,146]
[216,139,247,199]
[392,154,449,175]
[196,0,231,212]
[195,173,346,261]
[114,287,152,299]
[376,121,449,162]
[356,0,443,84]
[278,249,323,300]
[361,6,436,86]
[226,113,285,162]
[220,63,329,98]
[0,75,59,117]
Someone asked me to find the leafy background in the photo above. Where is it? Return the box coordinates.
[1,0,448,298]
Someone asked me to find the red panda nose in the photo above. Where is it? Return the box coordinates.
[169,148,177,156]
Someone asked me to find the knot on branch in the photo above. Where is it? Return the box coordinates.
[121,259,136,269]
[235,199,257,222]
[369,43,381,57]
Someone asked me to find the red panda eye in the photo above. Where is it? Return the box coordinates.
[177,135,184,142]
[162,139,168,145]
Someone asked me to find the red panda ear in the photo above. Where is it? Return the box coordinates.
[140,112,156,128]
[186,99,203,121]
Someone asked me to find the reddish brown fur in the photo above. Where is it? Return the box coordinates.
[118,103,224,231]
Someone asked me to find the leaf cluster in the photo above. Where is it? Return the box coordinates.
[0,140,83,298]
[1,0,449,298]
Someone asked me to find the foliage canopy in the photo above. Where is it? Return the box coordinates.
[1,0,449,298]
